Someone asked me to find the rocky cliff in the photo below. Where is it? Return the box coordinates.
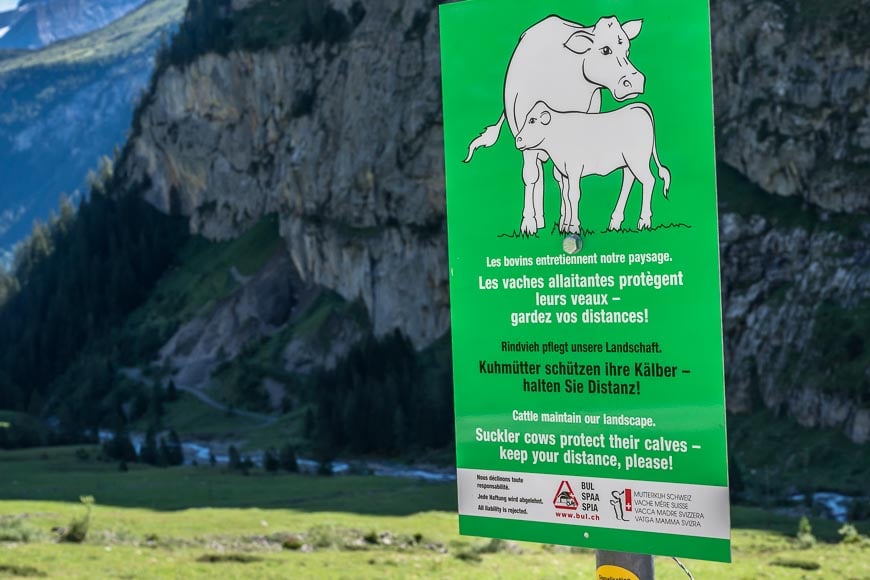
[122,0,449,348]
[712,0,869,443]
[119,0,868,441]
[713,0,870,213]
[720,208,869,443]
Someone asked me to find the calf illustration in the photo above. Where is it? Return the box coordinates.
[515,101,671,232]
[464,15,646,234]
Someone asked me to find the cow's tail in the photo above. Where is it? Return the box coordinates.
[633,103,671,199]
[653,143,671,199]
[464,113,506,163]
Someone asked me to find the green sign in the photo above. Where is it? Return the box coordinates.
[440,0,731,563]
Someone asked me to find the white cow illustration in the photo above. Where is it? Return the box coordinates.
[515,101,671,232]
[464,15,646,234]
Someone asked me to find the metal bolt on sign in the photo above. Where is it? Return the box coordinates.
[562,234,582,255]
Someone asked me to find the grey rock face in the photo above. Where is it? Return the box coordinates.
[124,0,448,348]
[159,249,369,410]
[282,298,366,375]
[160,251,297,388]
[712,0,870,212]
[720,212,869,442]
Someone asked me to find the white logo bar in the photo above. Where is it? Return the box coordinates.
[458,468,730,540]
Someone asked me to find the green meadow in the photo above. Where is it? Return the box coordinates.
[1,447,868,578]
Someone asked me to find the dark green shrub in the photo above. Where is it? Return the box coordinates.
[61,496,94,543]
[282,535,304,550]
[838,524,863,544]
[196,554,262,564]
[139,427,159,465]
[0,564,46,577]
[771,559,821,571]
[849,498,870,521]
[796,516,815,548]
[363,530,379,545]
[0,518,40,543]
[228,445,241,470]
[102,428,137,463]
[279,444,298,472]
[263,448,279,473]
[0,413,47,449]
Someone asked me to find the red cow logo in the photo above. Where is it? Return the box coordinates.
[553,481,578,510]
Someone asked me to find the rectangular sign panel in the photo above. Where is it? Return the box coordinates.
[439,0,731,563]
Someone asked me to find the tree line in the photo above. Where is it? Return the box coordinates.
[149,0,362,78]
[0,158,189,440]
[310,332,454,460]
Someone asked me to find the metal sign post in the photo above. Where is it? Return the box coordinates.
[596,550,654,579]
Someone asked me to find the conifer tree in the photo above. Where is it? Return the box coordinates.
[279,444,298,473]
[0,173,188,434]
[149,383,165,424]
[157,437,170,467]
[263,448,279,473]
[140,426,159,465]
[227,445,241,471]
[166,429,184,466]
[166,380,179,402]
[103,425,137,463]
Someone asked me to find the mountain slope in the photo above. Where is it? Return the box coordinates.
[0,0,185,262]
[0,0,146,50]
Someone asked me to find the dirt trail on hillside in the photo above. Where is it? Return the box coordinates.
[120,367,277,427]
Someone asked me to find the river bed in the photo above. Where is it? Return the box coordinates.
[97,430,456,483]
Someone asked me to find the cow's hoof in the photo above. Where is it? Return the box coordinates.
[637,217,652,230]
[608,217,624,231]
[535,216,545,229]
[521,217,538,234]
[567,224,580,234]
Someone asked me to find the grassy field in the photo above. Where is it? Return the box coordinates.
[130,390,309,454]
[1,447,868,578]
[131,391,264,438]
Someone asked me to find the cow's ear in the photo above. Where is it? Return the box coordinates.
[540,110,551,126]
[564,31,594,55]
[622,20,642,40]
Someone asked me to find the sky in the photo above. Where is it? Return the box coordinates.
[0,0,18,12]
